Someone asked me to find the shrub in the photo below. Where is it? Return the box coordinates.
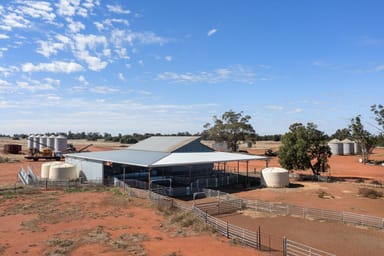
[358,188,383,199]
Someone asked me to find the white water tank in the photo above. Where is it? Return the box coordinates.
[261,167,290,188]
[342,139,354,155]
[48,135,56,150]
[48,163,77,180]
[54,135,67,153]
[354,142,361,154]
[328,139,343,155]
[40,161,62,179]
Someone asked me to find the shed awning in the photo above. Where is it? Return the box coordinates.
[150,152,268,167]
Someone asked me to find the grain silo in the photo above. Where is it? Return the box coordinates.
[34,135,41,151]
[47,135,56,150]
[40,135,48,149]
[27,135,34,151]
[342,139,354,155]
[48,163,77,180]
[261,167,290,188]
[54,135,67,153]
[328,139,343,155]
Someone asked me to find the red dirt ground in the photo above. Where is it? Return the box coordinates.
[0,160,268,256]
[1,144,384,256]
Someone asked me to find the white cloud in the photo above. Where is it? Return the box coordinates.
[0,34,9,39]
[76,51,108,71]
[266,105,284,111]
[119,73,125,81]
[374,65,384,72]
[157,65,256,84]
[78,75,88,85]
[207,28,218,36]
[22,61,84,73]
[56,0,80,17]
[0,65,19,77]
[107,4,130,14]
[0,12,30,31]
[67,19,85,33]
[287,108,303,114]
[72,34,109,70]
[165,56,172,62]
[17,80,55,91]
[90,86,119,94]
[37,39,66,57]
[15,1,56,22]
[111,29,167,47]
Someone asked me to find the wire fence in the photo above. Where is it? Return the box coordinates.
[114,180,335,256]
[202,188,384,230]
[283,238,335,256]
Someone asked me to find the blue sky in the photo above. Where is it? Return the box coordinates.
[0,1,383,136]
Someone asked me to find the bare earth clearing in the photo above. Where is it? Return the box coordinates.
[1,138,384,255]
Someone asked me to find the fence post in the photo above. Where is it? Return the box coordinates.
[283,237,287,256]
[258,226,261,250]
[226,221,229,238]
[205,209,208,223]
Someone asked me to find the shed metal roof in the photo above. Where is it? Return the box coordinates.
[65,149,169,167]
[65,149,268,168]
[127,136,201,152]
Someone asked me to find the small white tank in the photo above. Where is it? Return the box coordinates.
[261,167,289,188]
[40,161,62,179]
[54,135,67,153]
[48,163,77,180]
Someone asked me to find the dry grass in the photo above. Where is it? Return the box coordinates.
[358,188,383,199]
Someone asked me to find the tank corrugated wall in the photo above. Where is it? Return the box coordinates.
[48,135,55,150]
[328,142,343,155]
[54,135,67,153]
[27,135,34,150]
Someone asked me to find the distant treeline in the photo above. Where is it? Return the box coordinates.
[5,132,283,144]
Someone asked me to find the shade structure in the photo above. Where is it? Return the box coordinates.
[151,152,268,167]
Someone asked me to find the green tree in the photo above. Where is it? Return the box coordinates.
[350,115,377,163]
[278,123,332,175]
[203,110,257,152]
[371,104,384,132]
[330,128,351,140]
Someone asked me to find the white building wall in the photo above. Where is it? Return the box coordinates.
[65,157,103,183]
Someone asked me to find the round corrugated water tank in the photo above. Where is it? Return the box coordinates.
[40,161,62,179]
[261,167,290,188]
[48,135,56,150]
[342,139,354,155]
[48,163,77,180]
[354,142,361,155]
[54,135,67,153]
[27,135,34,150]
[328,139,343,155]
